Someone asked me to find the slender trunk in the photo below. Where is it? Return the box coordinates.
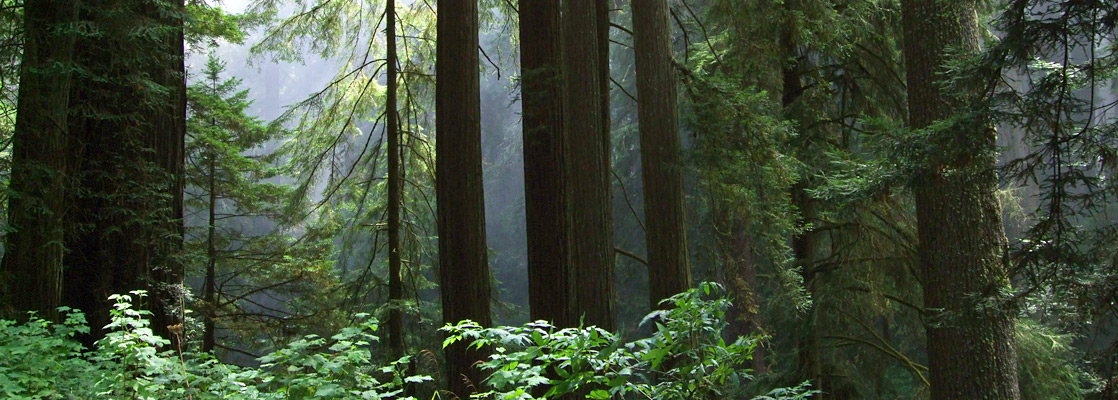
[436,1,491,396]
[632,0,692,308]
[385,0,405,357]
[520,1,575,328]
[3,0,76,322]
[203,150,217,353]
[901,0,1020,398]
[564,0,614,331]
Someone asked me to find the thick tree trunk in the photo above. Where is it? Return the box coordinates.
[149,0,187,349]
[519,1,575,328]
[564,0,614,331]
[62,0,185,348]
[3,0,76,322]
[385,0,405,357]
[632,0,692,308]
[436,1,492,397]
[900,0,1020,398]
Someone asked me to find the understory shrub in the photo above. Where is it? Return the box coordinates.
[442,282,815,400]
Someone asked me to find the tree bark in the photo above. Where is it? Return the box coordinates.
[900,0,1020,398]
[385,0,405,358]
[519,1,575,328]
[3,0,77,322]
[632,0,692,308]
[564,0,614,331]
[149,0,187,349]
[61,0,185,348]
[203,147,217,353]
[436,1,492,397]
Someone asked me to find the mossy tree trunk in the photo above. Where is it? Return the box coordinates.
[901,0,1020,398]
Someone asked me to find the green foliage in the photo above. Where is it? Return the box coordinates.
[185,52,340,351]
[1015,319,1090,399]
[442,283,816,400]
[0,291,429,399]
[0,307,89,397]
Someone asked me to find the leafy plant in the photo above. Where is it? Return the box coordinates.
[442,283,816,399]
[0,291,430,399]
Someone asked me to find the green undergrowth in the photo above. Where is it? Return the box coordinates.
[0,291,424,399]
[0,284,814,399]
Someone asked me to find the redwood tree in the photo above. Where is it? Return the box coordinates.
[2,0,77,322]
[436,0,492,396]
[632,0,692,308]
[564,0,614,331]
[520,0,574,328]
[62,0,186,347]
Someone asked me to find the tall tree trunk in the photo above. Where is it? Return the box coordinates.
[62,0,185,348]
[436,1,492,397]
[564,0,614,331]
[900,0,1020,398]
[596,0,612,269]
[149,0,187,349]
[203,149,217,353]
[632,0,692,308]
[2,0,76,322]
[385,0,405,357]
[520,1,574,329]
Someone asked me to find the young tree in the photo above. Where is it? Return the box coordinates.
[519,0,574,329]
[436,0,491,396]
[185,54,292,353]
[631,0,692,308]
[901,0,1020,398]
[564,0,614,331]
[2,0,77,322]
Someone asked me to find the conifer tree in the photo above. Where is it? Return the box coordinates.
[901,0,1020,397]
[436,1,491,396]
[384,0,405,357]
[185,53,295,353]
[632,0,692,308]
[564,0,614,331]
[61,0,186,346]
[520,0,574,328]
[2,0,77,322]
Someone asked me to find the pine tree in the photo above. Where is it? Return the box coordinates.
[185,53,291,353]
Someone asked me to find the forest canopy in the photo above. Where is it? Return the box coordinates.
[0,0,1115,399]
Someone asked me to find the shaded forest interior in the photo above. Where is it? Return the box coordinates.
[0,0,1116,399]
